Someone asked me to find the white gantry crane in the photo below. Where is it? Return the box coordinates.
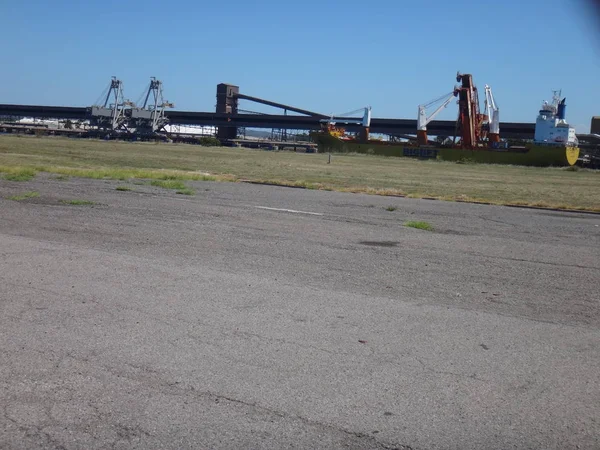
[484,84,500,143]
[417,91,457,145]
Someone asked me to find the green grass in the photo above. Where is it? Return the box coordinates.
[60,199,96,206]
[0,135,598,211]
[150,179,187,190]
[176,188,195,196]
[385,206,397,211]
[404,221,434,231]
[116,186,132,191]
[2,168,36,181]
[7,191,39,201]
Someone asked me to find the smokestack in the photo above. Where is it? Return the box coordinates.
[557,98,567,120]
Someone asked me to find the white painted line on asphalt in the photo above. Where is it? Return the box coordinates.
[254,206,324,216]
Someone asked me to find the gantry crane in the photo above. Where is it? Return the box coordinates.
[90,77,132,131]
[130,77,174,134]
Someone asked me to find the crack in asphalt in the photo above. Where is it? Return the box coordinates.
[413,357,487,383]
[463,251,600,271]
[1,329,421,450]
[2,355,416,450]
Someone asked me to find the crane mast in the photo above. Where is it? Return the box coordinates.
[361,106,372,141]
[455,73,480,148]
[362,106,372,128]
[484,84,500,144]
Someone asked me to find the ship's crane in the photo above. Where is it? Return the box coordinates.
[484,84,500,144]
[455,72,487,149]
[320,106,372,141]
[321,106,372,127]
[417,91,457,145]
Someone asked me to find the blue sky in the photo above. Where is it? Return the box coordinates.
[1,0,599,131]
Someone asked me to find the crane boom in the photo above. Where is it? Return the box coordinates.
[417,93,456,131]
[417,91,457,145]
[320,106,372,142]
[321,106,371,126]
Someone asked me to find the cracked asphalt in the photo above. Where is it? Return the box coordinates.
[1,174,599,450]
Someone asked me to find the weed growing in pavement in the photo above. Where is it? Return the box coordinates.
[150,180,187,190]
[7,191,39,201]
[60,199,96,206]
[404,221,433,231]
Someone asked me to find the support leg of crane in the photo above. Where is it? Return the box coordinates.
[359,127,370,143]
[417,130,428,146]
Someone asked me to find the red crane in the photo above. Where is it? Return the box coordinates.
[455,72,487,149]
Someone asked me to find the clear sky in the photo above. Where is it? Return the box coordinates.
[1,0,599,131]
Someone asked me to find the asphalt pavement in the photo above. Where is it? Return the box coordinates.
[1,174,599,449]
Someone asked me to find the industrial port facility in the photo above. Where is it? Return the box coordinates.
[1,75,599,166]
[0,76,538,140]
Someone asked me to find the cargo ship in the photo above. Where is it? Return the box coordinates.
[311,73,579,167]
